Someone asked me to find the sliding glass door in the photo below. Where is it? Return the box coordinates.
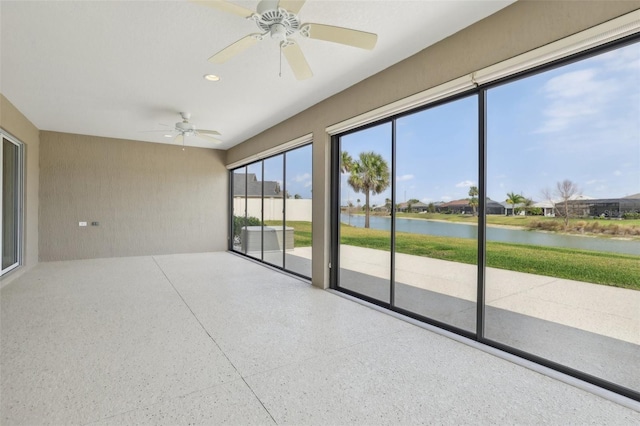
[332,38,640,400]
[229,143,312,279]
[1,133,23,275]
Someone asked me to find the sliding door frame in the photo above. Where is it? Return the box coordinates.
[330,34,640,402]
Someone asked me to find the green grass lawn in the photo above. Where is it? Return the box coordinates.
[339,225,639,290]
[268,220,639,290]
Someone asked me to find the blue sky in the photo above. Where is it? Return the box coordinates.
[259,143,313,199]
[339,41,639,207]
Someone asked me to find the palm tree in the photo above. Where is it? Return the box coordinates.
[340,151,353,174]
[505,192,525,216]
[348,151,390,228]
[468,186,479,216]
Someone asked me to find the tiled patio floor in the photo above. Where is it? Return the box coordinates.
[1,252,638,424]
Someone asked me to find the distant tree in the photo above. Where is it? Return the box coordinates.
[294,194,302,199]
[468,186,479,216]
[427,202,436,213]
[506,192,525,216]
[384,198,392,212]
[545,179,580,231]
[348,152,391,228]
[407,198,420,213]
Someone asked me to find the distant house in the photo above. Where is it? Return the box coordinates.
[439,198,504,215]
[533,194,594,217]
[532,200,555,217]
[566,194,640,218]
[233,173,282,198]
[438,199,471,214]
[397,201,430,213]
[500,201,527,216]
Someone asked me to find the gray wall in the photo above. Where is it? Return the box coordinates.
[39,132,227,261]
[0,94,39,286]
[226,1,640,288]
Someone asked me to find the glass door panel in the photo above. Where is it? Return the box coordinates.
[394,97,478,332]
[285,144,313,277]
[262,155,284,268]
[2,138,20,273]
[231,167,247,253]
[485,42,640,392]
[339,123,392,303]
[244,162,263,260]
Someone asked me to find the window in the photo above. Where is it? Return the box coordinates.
[332,38,640,400]
[229,144,312,278]
[1,132,23,276]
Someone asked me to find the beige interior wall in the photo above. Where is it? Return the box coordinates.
[226,1,640,288]
[0,94,40,286]
[39,132,227,261]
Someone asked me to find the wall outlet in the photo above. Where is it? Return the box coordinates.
[91,222,99,226]
[79,222,87,227]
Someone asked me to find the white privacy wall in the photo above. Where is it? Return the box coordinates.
[233,198,312,222]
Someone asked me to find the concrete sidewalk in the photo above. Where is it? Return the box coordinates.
[305,244,639,345]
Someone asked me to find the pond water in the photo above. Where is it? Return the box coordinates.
[340,214,640,256]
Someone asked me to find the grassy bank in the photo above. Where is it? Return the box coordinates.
[340,225,639,290]
[268,221,639,290]
[391,212,640,237]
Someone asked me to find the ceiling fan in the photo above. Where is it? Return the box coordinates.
[192,0,378,80]
[149,112,222,149]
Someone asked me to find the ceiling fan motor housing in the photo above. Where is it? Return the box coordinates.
[252,6,300,40]
[176,121,195,133]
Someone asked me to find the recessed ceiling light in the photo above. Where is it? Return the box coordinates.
[204,74,220,82]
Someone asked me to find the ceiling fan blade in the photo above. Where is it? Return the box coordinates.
[196,133,222,144]
[189,0,253,18]
[282,42,313,80]
[302,23,377,50]
[209,35,260,64]
[278,0,305,14]
[198,129,222,136]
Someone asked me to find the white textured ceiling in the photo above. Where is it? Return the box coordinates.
[1,0,513,150]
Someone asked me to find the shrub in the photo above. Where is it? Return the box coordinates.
[623,212,640,220]
[233,215,262,238]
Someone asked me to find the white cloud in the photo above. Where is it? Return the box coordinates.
[535,68,621,134]
[396,174,414,182]
[586,179,604,185]
[613,170,622,176]
[441,196,452,202]
[294,173,311,182]
[455,180,475,188]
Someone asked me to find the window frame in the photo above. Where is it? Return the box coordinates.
[330,34,640,402]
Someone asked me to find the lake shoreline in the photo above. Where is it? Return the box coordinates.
[341,213,639,255]
[346,213,640,241]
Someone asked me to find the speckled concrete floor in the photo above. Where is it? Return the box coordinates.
[1,252,639,425]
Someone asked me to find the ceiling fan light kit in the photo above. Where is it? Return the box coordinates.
[194,0,378,80]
